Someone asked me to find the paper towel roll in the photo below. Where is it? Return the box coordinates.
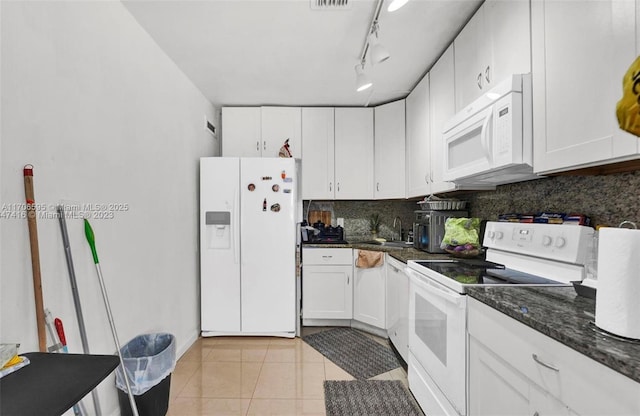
[595,227,640,339]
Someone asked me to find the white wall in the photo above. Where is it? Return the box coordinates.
[1,1,217,414]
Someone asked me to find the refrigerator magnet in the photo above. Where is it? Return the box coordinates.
[281,170,286,179]
[283,177,293,183]
[272,184,280,192]
[248,183,256,191]
[283,189,291,193]
[262,176,272,180]
[270,203,281,212]
[262,198,267,211]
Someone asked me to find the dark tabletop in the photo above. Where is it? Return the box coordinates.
[0,352,119,416]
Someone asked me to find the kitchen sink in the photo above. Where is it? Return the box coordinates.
[361,240,413,249]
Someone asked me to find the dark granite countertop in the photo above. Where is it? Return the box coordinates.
[466,286,640,384]
[301,243,450,263]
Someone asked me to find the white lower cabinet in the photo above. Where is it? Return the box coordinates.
[353,249,386,330]
[385,255,409,362]
[468,297,640,416]
[302,248,353,322]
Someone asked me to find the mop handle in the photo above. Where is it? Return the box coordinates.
[84,220,139,416]
[23,165,47,352]
[58,206,102,416]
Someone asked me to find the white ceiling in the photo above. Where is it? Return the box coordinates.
[122,0,483,108]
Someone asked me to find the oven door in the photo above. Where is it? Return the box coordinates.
[408,268,467,415]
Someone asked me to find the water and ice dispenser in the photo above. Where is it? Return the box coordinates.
[206,211,231,249]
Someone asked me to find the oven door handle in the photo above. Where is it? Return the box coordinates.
[406,269,465,307]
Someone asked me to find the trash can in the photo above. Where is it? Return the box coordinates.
[116,333,176,416]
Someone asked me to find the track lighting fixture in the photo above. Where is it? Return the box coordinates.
[387,0,409,12]
[355,60,373,92]
[368,21,390,64]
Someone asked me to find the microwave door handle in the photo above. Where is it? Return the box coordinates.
[480,110,494,163]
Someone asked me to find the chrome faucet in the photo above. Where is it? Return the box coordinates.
[392,216,402,241]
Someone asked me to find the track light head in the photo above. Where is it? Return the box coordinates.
[355,62,373,92]
[387,0,409,12]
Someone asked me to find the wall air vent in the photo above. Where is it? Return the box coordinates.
[310,0,351,10]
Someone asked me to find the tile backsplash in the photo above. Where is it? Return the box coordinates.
[304,170,640,242]
[461,171,640,228]
[303,200,418,242]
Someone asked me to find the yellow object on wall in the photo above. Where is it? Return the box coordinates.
[616,55,640,137]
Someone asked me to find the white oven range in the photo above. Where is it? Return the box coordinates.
[406,221,594,416]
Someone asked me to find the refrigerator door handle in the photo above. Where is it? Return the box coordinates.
[234,188,240,265]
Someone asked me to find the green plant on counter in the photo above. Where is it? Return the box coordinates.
[368,213,381,235]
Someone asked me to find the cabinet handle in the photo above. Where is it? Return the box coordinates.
[321,255,333,259]
[347,274,350,285]
[424,174,429,184]
[485,65,491,84]
[376,182,380,191]
[477,72,483,89]
[256,141,260,151]
[329,182,332,192]
[532,354,559,372]
[337,183,340,192]
[263,141,266,151]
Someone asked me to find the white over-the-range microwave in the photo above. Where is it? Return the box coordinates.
[442,73,540,186]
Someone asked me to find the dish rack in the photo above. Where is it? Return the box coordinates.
[417,198,468,211]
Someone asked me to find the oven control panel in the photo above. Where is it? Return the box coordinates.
[483,221,594,265]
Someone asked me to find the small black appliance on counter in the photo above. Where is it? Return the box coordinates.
[301,220,348,244]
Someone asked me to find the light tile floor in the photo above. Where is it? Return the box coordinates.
[167,328,408,416]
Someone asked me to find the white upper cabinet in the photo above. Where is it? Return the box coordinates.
[221,107,301,158]
[406,73,431,198]
[532,0,639,174]
[260,107,302,158]
[221,107,262,157]
[454,0,531,111]
[334,107,374,200]
[374,100,406,199]
[429,45,458,195]
[301,108,335,200]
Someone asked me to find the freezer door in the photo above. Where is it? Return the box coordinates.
[240,158,297,333]
[200,157,241,333]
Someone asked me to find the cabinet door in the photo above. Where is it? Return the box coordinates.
[302,265,352,319]
[374,100,406,199]
[334,108,374,199]
[455,0,531,110]
[406,73,431,198]
[532,0,639,174]
[429,45,458,195]
[485,0,531,87]
[222,107,262,157]
[469,336,570,416]
[385,257,409,362]
[261,107,302,158]
[454,6,486,110]
[353,250,386,329]
[302,108,335,199]
[468,336,532,416]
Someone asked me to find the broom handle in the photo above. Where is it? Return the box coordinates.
[23,165,47,352]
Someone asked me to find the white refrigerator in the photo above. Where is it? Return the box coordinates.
[200,157,299,337]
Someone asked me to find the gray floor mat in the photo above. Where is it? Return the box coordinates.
[302,327,401,379]
[324,380,424,416]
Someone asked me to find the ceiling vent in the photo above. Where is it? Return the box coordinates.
[310,0,351,10]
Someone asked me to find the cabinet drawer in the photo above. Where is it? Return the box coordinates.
[303,248,352,265]
[468,297,640,415]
